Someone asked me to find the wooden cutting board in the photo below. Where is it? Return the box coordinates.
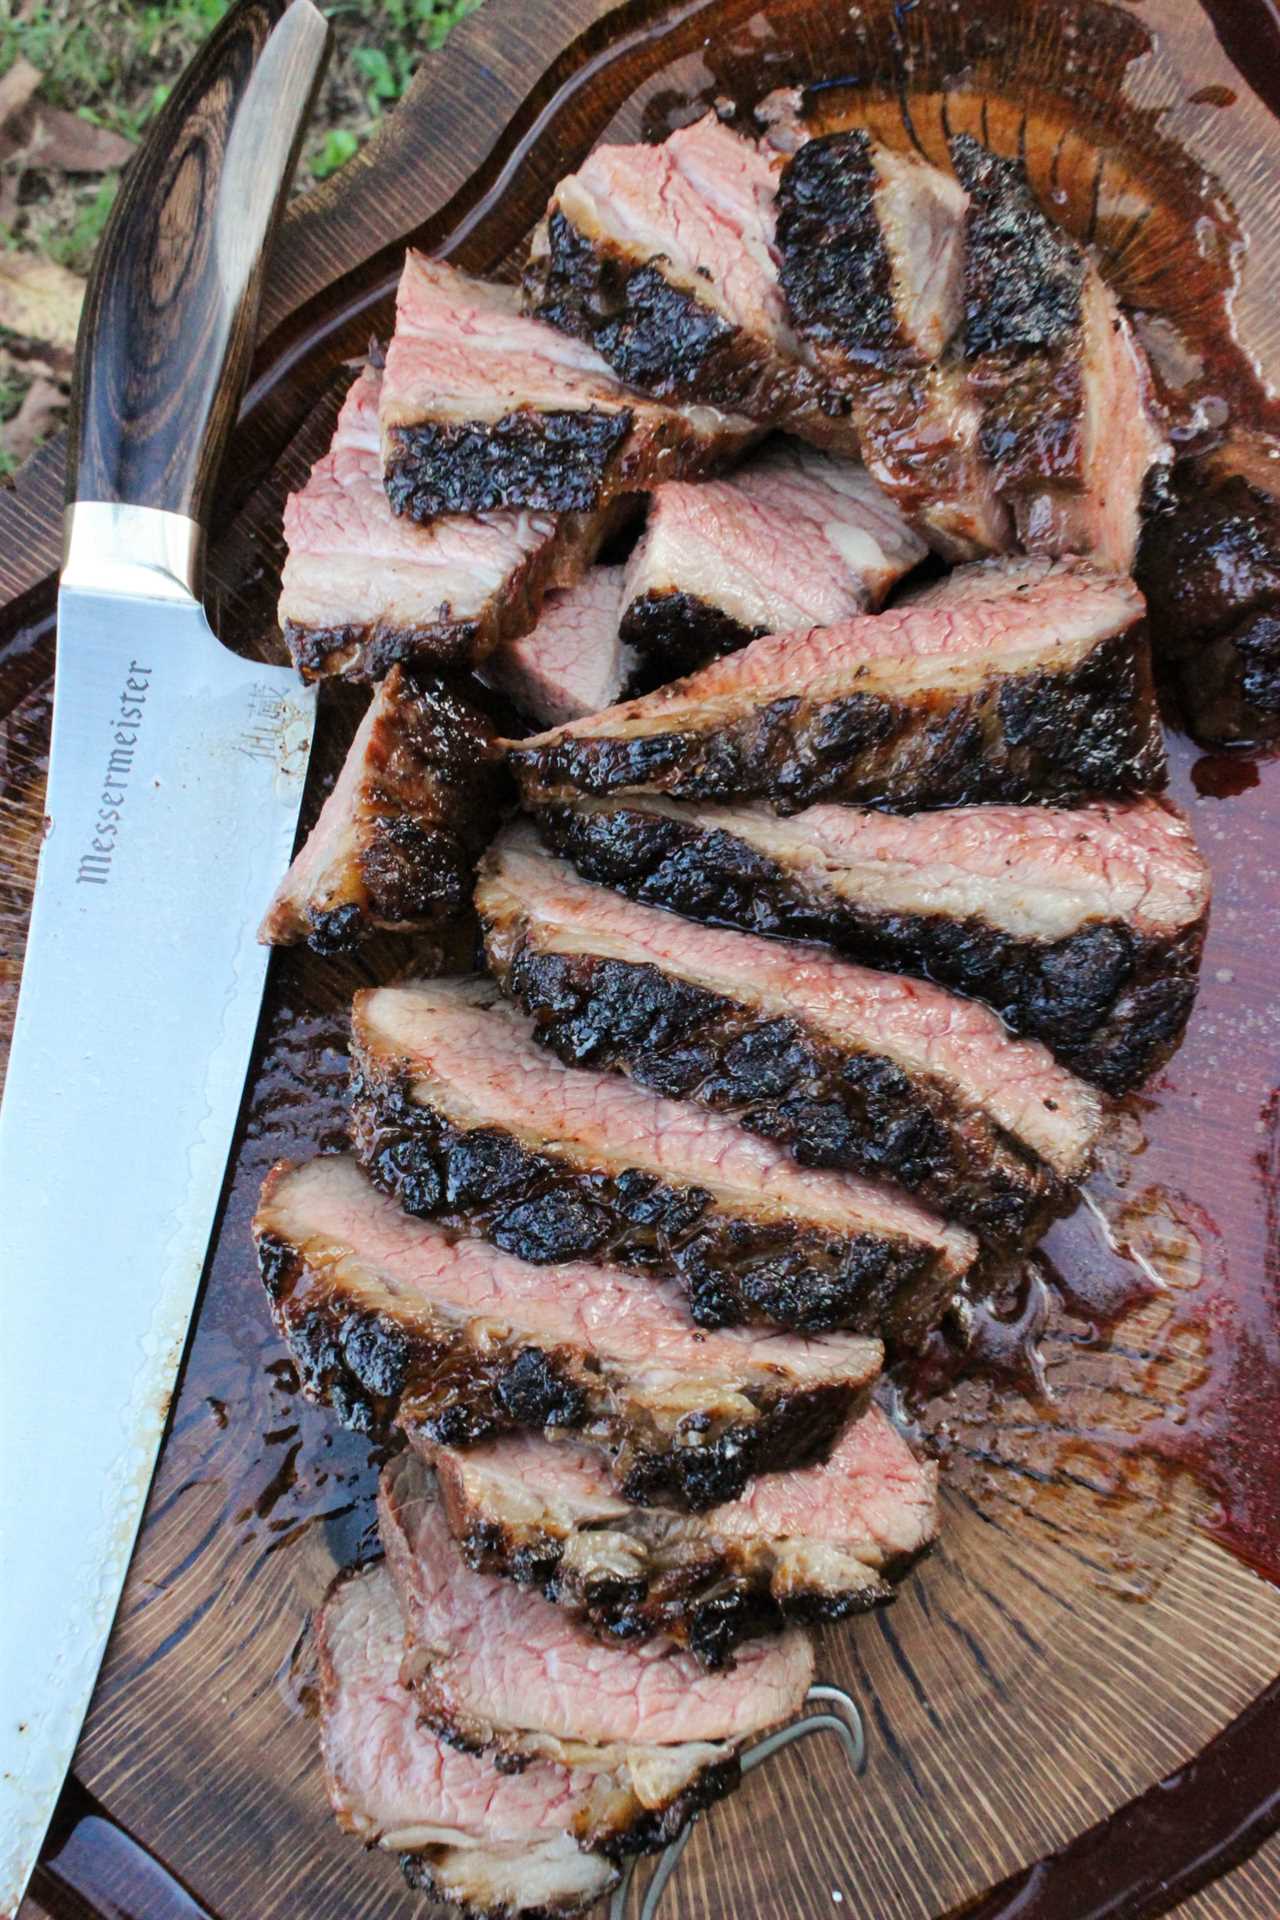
[5,3,1280,1916]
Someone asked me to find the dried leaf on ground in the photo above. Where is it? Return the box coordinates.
[0,58,42,134]
[0,252,84,355]
[1,373,65,467]
[20,107,135,174]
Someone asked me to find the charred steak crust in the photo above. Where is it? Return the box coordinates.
[533,803,1206,1095]
[485,932,1065,1247]
[949,134,1086,493]
[775,130,901,362]
[383,408,635,519]
[510,626,1166,815]
[618,589,764,681]
[284,614,484,683]
[254,1224,861,1512]
[349,1053,945,1338]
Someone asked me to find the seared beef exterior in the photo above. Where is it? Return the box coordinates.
[776,128,1010,560]
[477,827,1101,1245]
[1137,433,1280,745]
[260,669,505,954]
[619,439,928,677]
[317,1564,618,1915]
[380,1453,811,1824]
[950,135,1167,572]
[488,566,636,729]
[534,790,1209,1094]
[422,1408,937,1669]
[350,978,975,1339]
[508,556,1164,816]
[279,366,610,683]
[379,253,754,521]
[524,112,843,437]
[254,1155,881,1509]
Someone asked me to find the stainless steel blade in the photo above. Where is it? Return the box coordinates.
[0,585,313,1910]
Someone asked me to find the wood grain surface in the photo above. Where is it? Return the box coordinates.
[6,3,1280,1918]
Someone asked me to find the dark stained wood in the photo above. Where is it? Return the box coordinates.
[7,3,1280,1919]
[68,0,329,519]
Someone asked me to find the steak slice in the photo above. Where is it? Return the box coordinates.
[316,1563,618,1915]
[1136,433,1280,746]
[260,669,505,954]
[776,129,1011,561]
[507,555,1163,815]
[477,825,1101,1246]
[379,253,755,521]
[619,439,928,677]
[950,135,1168,572]
[350,978,975,1339]
[254,1155,880,1509]
[279,366,611,682]
[421,1405,936,1669]
[487,566,637,728]
[524,111,845,437]
[534,789,1210,1094]
[379,1454,811,1823]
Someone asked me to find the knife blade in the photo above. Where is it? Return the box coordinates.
[0,4,329,1909]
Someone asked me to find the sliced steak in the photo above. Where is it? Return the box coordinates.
[508,555,1163,815]
[379,253,754,521]
[477,826,1100,1245]
[487,566,636,728]
[279,365,611,682]
[524,111,844,436]
[350,978,975,1339]
[619,439,927,677]
[254,1155,880,1509]
[950,134,1168,572]
[1136,433,1280,746]
[535,790,1209,1094]
[422,1406,936,1669]
[260,670,505,954]
[776,129,1011,560]
[316,1563,618,1914]
[379,1453,811,1822]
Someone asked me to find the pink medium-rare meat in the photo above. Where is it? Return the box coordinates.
[279,366,610,682]
[316,1564,618,1915]
[423,1408,936,1668]
[487,566,637,728]
[619,438,928,676]
[776,129,1012,560]
[380,1453,812,1784]
[950,135,1168,572]
[253,1154,881,1509]
[525,111,846,437]
[508,555,1164,815]
[378,253,755,522]
[534,789,1209,1093]
[350,977,976,1340]
[260,669,505,954]
[477,825,1101,1245]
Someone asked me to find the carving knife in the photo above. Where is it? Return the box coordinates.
[0,3,330,1908]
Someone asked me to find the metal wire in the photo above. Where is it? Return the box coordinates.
[608,1683,865,1919]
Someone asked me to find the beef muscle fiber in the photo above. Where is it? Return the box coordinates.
[421,1406,937,1669]
[254,1154,881,1510]
[487,566,637,729]
[477,825,1101,1245]
[260,669,505,954]
[379,1453,811,1826]
[279,365,610,683]
[316,1564,617,1915]
[350,977,975,1339]
[534,789,1209,1094]
[508,554,1164,816]
[378,253,755,521]
[619,438,927,677]
[524,111,845,438]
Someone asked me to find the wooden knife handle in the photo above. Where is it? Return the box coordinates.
[66,0,330,524]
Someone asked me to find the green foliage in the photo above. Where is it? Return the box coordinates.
[309,126,359,180]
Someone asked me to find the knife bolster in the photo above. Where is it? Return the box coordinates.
[61,503,205,606]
